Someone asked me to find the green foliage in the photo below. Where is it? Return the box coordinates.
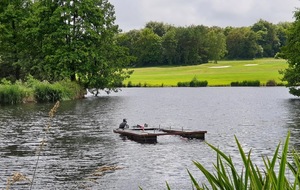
[207,27,227,63]
[266,79,277,86]
[231,80,260,86]
[190,77,208,87]
[178,77,208,87]
[145,21,173,37]
[34,82,64,103]
[251,19,280,57]
[132,28,163,67]
[0,84,27,105]
[1,78,12,85]
[177,81,190,87]
[0,0,132,92]
[0,76,83,104]
[186,131,300,190]
[58,80,85,100]
[34,80,84,102]
[280,9,300,97]
[0,0,32,81]
[127,81,133,87]
[226,27,261,59]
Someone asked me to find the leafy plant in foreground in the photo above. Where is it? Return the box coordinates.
[187,131,300,190]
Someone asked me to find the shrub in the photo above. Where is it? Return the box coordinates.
[34,82,64,103]
[24,75,40,88]
[177,81,190,87]
[127,81,133,87]
[57,80,85,100]
[231,80,260,86]
[178,77,208,87]
[266,79,277,86]
[0,84,27,105]
[0,78,12,85]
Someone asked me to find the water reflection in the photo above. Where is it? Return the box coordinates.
[283,98,300,150]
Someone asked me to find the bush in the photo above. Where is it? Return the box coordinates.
[231,80,260,86]
[127,81,133,87]
[177,81,190,87]
[34,82,64,103]
[0,84,27,105]
[0,77,85,105]
[178,77,208,87]
[266,79,277,86]
[57,80,85,100]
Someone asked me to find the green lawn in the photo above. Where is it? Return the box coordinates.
[124,58,288,86]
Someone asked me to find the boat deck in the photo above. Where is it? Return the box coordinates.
[113,128,207,143]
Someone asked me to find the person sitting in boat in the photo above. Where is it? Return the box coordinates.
[119,119,129,129]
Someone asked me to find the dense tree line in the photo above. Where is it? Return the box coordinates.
[0,0,132,92]
[116,20,292,67]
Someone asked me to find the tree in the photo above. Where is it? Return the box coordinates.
[276,22,292,51]
[133,28,163,67]
[0,0,32,81]
[23,0,132,93]
[226,27,261,59]
[145,21,173,37]
[206,27,227,63]
[251,19,280,57]
[115,29,141,66]
[162,28,177,65]
[280,9,300,97]
[175,25,209,65]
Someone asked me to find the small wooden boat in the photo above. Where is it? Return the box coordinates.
[113,127,207,143]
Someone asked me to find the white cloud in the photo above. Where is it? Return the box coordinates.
[110,0,299,32]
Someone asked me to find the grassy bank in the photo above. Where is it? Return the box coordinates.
[124,58,288,87]
[0,78,85,105]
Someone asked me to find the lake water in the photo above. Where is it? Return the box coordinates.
[0,87,300,190]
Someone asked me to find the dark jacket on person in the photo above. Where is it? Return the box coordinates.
[119,121,127,129]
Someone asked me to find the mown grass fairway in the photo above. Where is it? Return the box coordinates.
[124,58,288,86]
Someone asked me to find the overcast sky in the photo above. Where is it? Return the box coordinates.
[109,0,299,32]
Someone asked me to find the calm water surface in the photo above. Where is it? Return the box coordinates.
[0,87,300,190]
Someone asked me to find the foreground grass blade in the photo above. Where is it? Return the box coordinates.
[278,131,290,190]
[183,132,299,190]
[187,169,203,190]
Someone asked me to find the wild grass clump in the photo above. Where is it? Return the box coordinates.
[178,77,208,87]
[34,82,64,103]
[0,84,29,105]
[58,80,86,100]
[0,76,85,104]
[231,80,260,86]
[186,131,300,190]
